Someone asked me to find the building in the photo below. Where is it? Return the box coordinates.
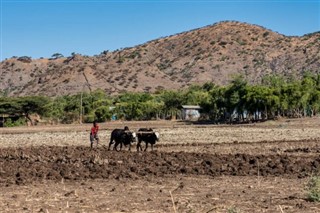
[181,105,202,120]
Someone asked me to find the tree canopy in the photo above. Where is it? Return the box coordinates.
[1,73,320,126]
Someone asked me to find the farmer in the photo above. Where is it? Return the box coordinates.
[90,120,100,149]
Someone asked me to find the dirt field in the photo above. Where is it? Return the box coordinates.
[1,118,320,212]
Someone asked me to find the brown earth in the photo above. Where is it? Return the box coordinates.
[1,21,319,96]
[1,119,320,212]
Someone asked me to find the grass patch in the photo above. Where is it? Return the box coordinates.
[306,176,320,202]
[227,206,241,213]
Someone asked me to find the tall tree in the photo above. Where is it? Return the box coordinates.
[224,76,247,123]
[160,90,184,120]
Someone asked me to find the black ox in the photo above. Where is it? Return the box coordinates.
[136,128,160,151]
[108,128,136,151]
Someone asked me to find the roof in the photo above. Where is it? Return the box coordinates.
[181,105,202,109]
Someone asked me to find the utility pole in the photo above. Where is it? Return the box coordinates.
[80,90,83,124]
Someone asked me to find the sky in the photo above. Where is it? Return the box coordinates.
[1,0,319,61]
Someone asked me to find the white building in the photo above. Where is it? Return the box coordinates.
[181,105,202,120]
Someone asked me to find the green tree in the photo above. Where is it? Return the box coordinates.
[281,81,302,117]
[51,53,64,59]
[0,96,50,125]
[18,96,50,125]
[201,85,226,121]
[184,85,210,106]
[0,97,22,115]
[113,92,153,120]
[159,90,184,120]
[43,96,67,122]
[224,76,247,123]
[140,99,164,120]
[94,106,112,122]
[244,85,280,120]
[115,102,143,120]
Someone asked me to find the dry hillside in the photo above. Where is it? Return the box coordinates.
[1,21,319,97]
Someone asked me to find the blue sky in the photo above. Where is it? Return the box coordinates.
[1,0,319,61]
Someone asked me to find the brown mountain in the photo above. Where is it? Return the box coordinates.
[1,21,319,97]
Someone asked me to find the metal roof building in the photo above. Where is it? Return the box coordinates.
[181,105,202,120]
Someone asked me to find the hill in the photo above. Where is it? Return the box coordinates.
[1,21,319,97]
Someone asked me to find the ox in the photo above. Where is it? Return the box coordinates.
[136,128,160,151]
[108,127,136,151]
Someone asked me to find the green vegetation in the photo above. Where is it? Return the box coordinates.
[3,117,25,127]
[1,73,320,125]
[262,31,269,38]
[0,96,50,125]
[227,206,241,213]
[306,176,320,202]
[51,53,64,59]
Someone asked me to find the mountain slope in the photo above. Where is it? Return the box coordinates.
[1,21,319,97]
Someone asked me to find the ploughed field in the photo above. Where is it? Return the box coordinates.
[1,119,320,212]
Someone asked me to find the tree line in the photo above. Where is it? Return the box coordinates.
[1,73,320,126]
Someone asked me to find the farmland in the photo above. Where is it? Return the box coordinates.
[0,118,320,212]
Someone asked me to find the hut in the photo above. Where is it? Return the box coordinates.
[181,105,201,120]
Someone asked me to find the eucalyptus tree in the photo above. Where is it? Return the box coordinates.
[113,92,154,120]
[184,84,210,106]
[159,90,184,120]
[43,96,67,122]
[280,80,302,117]
[299,73,317,116]
[94,106,112,122]
[224,76,247,123]
[244,85,280,120]
[310,89,320,116]
[140,99,164,120]
[199,84,225,121]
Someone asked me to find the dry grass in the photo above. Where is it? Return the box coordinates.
[1,123,320,149]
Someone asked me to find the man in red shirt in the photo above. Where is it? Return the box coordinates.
[90,120,99,149]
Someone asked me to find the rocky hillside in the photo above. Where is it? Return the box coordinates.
[1,21,319,97]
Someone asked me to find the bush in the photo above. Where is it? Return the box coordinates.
[61,112,79,124]
[94,106,112,122]
[227,206,241,213]
[4,118,25,127]
[263,31,269,38]
[17,56,32,63]
[306,176,320,202]
[84,113,95,123]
